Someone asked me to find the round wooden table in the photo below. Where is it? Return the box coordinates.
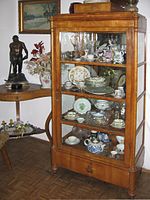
[0,83,52,141]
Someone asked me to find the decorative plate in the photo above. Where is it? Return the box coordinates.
[84,86,114,95]
[74,98,91,114]
[69,66,90,85]
[117,74,126,87]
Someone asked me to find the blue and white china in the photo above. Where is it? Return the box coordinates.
[98,132,110,143]
[84,137,106,154]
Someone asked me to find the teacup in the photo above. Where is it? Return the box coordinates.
[111,150,118,158]
[77,81,85,90]
[76,117,85,123]
[87,54,94,61]
[118,86,125,97]
[64,81,72,89]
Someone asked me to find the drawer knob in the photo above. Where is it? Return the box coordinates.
[86,165,93,173]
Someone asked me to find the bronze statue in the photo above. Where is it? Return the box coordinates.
[9,35,28,74]
[6,35,29,85]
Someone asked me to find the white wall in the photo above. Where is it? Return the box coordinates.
[138,0,150,170]
[0,0,149,169]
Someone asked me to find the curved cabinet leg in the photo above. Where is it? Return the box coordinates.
[45,111,52,143]
[51,166,58,174]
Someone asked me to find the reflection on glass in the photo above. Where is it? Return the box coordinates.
[61,124,124,160]
[138,33,145,63]
[61,32,126,64]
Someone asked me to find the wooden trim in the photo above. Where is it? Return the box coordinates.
[142,168,150,173]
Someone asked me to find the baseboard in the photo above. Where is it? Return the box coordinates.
[142,168,150,173]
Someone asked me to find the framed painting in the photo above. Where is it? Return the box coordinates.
[18,0,60,34]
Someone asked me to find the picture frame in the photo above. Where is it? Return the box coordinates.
[18,0,60,34]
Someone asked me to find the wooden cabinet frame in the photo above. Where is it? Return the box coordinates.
[51,11,147,197]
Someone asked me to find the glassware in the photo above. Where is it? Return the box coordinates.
[126,0,139,12]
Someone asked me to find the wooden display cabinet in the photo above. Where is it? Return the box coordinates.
[51,11,146,197]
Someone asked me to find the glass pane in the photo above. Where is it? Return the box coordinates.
[136,96,144,129]
[135,126,144,156]
[61,64,126,98]
[138,33,145,63]
[137,65,145,97]
[61,124,124,161]
[60,32,126,64]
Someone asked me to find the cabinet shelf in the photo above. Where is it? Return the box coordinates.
[62,89,126,103]
[62,132,124,161]
[61,60,126,68]
[61,119,125,136]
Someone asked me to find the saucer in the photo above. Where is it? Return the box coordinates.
[111,93,125,98]
[64,111,77,121]
[65,137,80,145]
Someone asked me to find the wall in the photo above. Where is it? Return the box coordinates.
[0,0,149,169]
[138,0,150,169]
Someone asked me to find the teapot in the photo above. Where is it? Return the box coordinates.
[84,137,106,154]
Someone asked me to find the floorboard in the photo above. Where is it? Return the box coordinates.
[0,137,150,200]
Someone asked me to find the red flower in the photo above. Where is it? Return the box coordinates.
[31,49,38,55]
[34,41,44,54]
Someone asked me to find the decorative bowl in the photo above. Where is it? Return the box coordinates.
[85,76,108,87]
[94,100,113,110]
[90,111,108,126]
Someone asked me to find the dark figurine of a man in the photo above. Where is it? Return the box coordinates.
[9,35,28,74]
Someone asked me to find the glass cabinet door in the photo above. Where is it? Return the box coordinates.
[61,32,126,64]
[59,32,127,161]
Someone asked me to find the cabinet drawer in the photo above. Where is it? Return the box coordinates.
[55,151,129,189]
[92,162,129,188]
[55,151,93,176]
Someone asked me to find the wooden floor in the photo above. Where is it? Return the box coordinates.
[0,137,150,200]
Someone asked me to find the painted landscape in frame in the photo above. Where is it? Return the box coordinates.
[19,0,60,34]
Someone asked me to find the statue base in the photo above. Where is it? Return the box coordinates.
[5,73,29,91]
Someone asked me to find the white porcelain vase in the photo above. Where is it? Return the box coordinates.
[39,71,51,88]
